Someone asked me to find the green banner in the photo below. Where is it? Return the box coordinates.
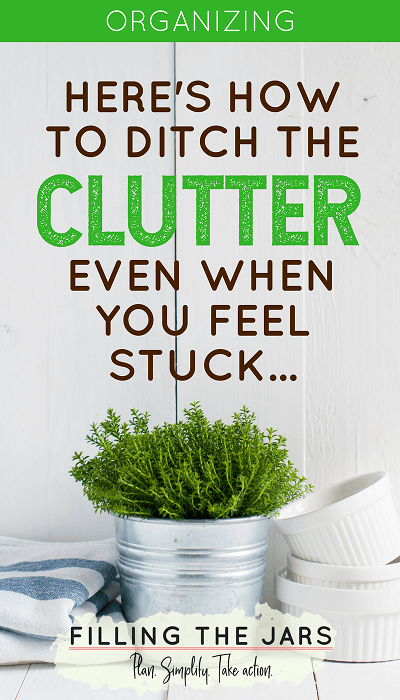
[1,1,399,41]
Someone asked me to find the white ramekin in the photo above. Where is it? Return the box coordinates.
[274,472,400,566]
[275,568,400,662]
[287,553,400,590]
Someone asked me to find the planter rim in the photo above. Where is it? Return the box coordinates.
[112,513,272,525]
[273,471,389,533]
[276,567,400,614]
[287,553,400,583]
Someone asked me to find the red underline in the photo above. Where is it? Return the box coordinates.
[69,646,333,651]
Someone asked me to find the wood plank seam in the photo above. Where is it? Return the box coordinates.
[14,664,31,700]
[311,659,321,700]
[312,670,320,700]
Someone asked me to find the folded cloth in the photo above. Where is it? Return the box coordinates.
[0,597,126,665]
[0,536,124,664]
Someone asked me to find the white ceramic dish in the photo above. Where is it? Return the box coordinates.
[274,471,400,566]
[275,568,400,662]
[287,553,400,590]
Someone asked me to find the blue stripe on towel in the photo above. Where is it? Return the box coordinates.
[98,601,121,616]
[85,590,109,612]
[0,577,89,604]
[97,600,125,621]
[0,559,116,584]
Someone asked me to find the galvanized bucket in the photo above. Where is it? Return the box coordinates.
[114,515,271,621]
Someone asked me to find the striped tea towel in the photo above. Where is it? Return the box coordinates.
[0,597,126,665]
[0,536,124,664]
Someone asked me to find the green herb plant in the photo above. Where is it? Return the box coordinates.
[70,403,312,520]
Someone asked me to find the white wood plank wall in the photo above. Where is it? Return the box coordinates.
[3,660,400,699]
[0,43,399,609]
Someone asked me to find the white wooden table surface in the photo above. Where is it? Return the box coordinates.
[2,659,399,700]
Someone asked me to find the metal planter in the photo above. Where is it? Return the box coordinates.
[114,514,271,621]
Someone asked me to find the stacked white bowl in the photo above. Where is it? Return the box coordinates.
[274,471,400,662]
